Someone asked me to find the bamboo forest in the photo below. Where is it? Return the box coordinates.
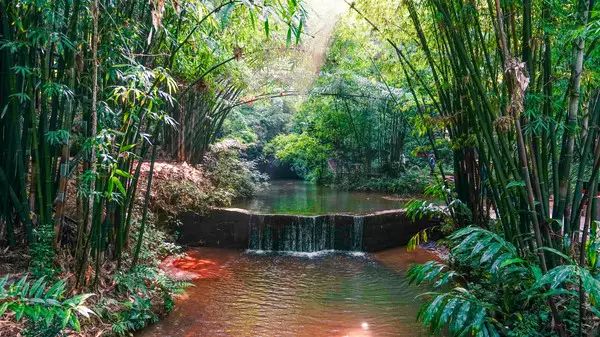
[2,0,600,336]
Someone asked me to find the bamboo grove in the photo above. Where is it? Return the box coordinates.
[348,0,600,335]
[0,0,304,284]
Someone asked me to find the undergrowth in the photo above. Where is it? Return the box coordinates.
[337,167,435,195]
[408,227,600,336]
[1,143,263,336]
[151,140,267,231]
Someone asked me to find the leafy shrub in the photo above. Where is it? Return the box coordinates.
[204,139,268,201]
[408,227,600,336]
[98,265,188,336]
[110,295,157,335]
[149,143,267,229]
[79,218,189,336]
[153,180,211,216]
[340,167,435,195]
[0,276,93,335]
[266,133,331,181]
[30,223,56,278]
[405,179,474,250]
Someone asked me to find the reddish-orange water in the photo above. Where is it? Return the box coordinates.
[139,248,437,337]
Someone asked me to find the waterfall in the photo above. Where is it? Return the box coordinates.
[249,214,270,250]
[247,214,364,253]
[352,216,364,251]
[249,214,259,249]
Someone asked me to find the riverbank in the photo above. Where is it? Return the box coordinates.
[335,168,436,196]
[0,146,265,336]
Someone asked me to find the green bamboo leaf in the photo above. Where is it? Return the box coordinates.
[45,280,66,299]
[20,280,30,298]
[114,168,133,179]
[451,300,471,333]
[295,20,303,44]
[471,306,486,330]
[439,297,459,326]
[498,258,526,269]
[286,27,292,47]
[490,253,512,271]
[537,247,573,263]
[112,176,126,195]
[120,144,137,152]
[69,314,81,331]
[469,236,494,259]
[479,243,502,264]
[14,305,25,321]
[44,308,55,327]
[249,9,256,28]
[505,180,525,189]
[15,275,28,291]
[423,294,446,325]
[434,271,456,288]
[448,226,478,240]
[530,264,543,281]
[29,276,45,298]
[107,177,114,195]
[0,302,9,316]
[264,19,270,38]
[539,288,577,298]
[61,310,71,329]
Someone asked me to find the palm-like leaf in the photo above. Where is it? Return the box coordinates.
[449,227,529,277]
[416,288,500,337]
[0,276,94,331]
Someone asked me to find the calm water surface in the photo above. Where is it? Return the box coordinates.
[139,247,433,337]
[231,180,411,215]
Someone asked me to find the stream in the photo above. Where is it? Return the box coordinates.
[139,248,434,337]
[139,180,434,337]
[231,180,410,215]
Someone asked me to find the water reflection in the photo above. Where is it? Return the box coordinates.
[231,180,412,215]
[139,248,435,337]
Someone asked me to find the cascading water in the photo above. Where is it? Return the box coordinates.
[248,214,364,252]
[352,216,364,251]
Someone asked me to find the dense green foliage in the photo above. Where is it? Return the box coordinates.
[264,15,448,191]
[0,275,93,334]
[409,227,600,336]
[0,0,304,334]
[345,0,600,335]
[3,0,600,335]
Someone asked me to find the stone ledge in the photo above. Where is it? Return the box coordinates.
[178,207,439,252]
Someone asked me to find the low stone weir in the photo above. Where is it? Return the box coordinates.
[248,215,336,252]
[177,208,437,252]
[247,214,366,252]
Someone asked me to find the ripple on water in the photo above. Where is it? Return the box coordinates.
[245,249,367,258]
[139,248,431,337]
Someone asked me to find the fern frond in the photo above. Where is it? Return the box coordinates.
[450,227,527,277]
[0,275,93,331]
[417,288,500,337]
[531,265,600,307]
[408,261,457,288]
